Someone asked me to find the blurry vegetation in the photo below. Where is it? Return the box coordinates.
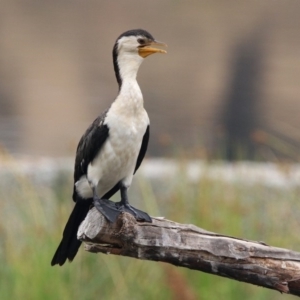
[0,153,300,300]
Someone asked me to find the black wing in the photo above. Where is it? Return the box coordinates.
[72,111,109,202]
[52,111,110,266]
[135,125,150,173]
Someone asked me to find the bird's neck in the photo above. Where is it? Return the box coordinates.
[116,52,143,88]
[114,53,144,109]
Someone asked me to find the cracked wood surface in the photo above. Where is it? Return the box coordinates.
[78,207,300,297]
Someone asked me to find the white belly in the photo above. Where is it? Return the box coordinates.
[76,107,149,199]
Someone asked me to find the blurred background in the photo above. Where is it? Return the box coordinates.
[1,1,300,299]
[1,0,300,160]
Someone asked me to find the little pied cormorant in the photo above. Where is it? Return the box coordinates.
[51,29,166,266]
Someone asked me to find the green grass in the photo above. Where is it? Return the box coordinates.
[0,157,299,299]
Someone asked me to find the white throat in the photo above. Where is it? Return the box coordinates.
[117,51,143,84]
[116,52,144,108]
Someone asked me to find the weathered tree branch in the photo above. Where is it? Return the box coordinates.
[78,207,300,297]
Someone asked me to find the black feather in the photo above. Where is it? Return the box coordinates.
[135,125,150,173]
[52,112,111,266]
[72,111,109,201]
[51,199,91,266]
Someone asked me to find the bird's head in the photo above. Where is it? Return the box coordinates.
[113,29,167,87]
[114,29,167,58]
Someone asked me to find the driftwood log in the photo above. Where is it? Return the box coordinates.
[78,207,300,297]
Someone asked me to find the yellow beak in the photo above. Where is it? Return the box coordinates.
[138,41,167,58]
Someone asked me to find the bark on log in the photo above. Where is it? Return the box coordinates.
[78,207,300,297]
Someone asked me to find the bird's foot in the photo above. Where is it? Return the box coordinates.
[93,197,121,223]
[115,202,152,223]
[93,197,152,223]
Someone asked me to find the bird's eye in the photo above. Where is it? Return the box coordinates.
[137,38,146,45]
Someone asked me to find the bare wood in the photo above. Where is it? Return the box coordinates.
[78,207,300,296]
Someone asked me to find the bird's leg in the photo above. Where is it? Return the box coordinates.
[119,186,138,217]
[115,185,152,223]
[91,186,121,223]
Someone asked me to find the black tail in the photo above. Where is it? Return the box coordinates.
[51,199,92,266]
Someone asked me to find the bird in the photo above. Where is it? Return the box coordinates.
[51,29,166,266]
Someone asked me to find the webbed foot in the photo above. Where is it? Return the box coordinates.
[93,197,121,223]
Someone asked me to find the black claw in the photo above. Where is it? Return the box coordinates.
[93,197,121,223]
